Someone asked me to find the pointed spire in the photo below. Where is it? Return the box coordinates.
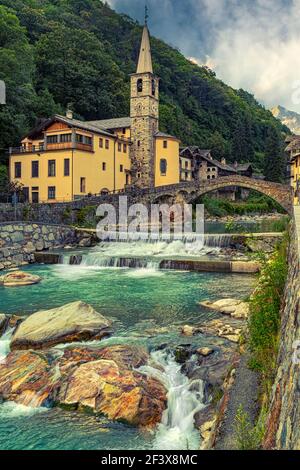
[136,14,153,74]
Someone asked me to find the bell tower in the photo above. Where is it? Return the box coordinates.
[130,13,159,188]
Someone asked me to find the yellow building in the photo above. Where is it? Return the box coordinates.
[285,135,300,205]
[9,22,181,203]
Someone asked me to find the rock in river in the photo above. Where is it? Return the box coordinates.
[0,271,41,287]
[11,301,112,350]
[200,298,250,319]
[0,345,167,428]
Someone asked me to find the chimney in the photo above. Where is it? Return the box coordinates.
[234,161,238,169]
[66,106,73,120]
[221,157,226,165]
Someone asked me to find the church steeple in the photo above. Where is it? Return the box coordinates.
[136,24,153,74]
[130,10,159,188]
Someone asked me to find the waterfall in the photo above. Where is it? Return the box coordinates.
[204,234,233,248]
[138,350,207,450]
[0,328,13,363]
[60,235,230,268]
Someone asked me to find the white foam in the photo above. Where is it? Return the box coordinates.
[138,350,207,450]
[0,328,13,363]
[0,401,48,418]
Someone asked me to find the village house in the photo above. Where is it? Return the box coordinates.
[180,146,253,200]
[285,135,300,204]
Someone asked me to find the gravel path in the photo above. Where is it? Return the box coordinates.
[214,352,260,450]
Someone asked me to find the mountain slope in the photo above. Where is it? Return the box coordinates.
[0,0,289,172]
[272,105,300,135]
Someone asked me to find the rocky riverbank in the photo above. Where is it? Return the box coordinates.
[0,294,251,445]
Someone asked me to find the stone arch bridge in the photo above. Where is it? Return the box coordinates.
[118,175,293,215]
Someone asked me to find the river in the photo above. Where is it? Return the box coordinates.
[0,238,255,450]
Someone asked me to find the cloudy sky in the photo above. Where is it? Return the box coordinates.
[106,0,300,113]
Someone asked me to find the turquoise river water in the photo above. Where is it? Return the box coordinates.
[0,250,255,450]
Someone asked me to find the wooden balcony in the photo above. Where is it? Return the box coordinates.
[10,142,94,155]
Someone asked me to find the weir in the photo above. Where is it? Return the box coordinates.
[49,234,262,273]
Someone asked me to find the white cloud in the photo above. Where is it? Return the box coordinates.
[106,0,300,113]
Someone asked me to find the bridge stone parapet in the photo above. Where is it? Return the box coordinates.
[0,176,293,225]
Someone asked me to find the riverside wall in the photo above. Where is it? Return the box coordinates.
[263,207,300,449]
[0,222,95,270]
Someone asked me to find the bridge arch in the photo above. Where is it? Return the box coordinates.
[144,176,293,215]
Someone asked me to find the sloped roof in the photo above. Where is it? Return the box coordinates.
[26,114,115,139]
[155,131,180,140]
[87,117,131,130]
[236,163,253,172]
[180,146,252,174]
[285,136,300,152]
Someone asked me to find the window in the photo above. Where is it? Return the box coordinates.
[99,138,103,148]
[137,140,141,147]
[105,139,109,150]
[47,135,58,144]
[118,143,122,152]
[120,165,124,173]
[14,162,21,178]
[76,134,92,145]
[32,189,39,203]
[122,128,126,135]
[80,177,86,193]
[48,186,56,200]
[137,78,143,93]
[64,159,70,177]
[123,144,127,153]
[102,162,106,171]
[152,79,156,96]
[163,140,168,149]
[126,174,130,185]
[48,160,56,177]
[31,161,39,178]
[160,159,167,176]
[60,134,72,143]
[185,161,188,169]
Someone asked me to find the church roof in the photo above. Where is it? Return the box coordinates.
[155,131,180,140]
[87,117,131,130]
[136,25,153,74]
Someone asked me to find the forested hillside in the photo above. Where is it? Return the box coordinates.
[0,0,289,174]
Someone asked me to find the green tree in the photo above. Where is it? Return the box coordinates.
[0,5,36,162]
[264,128,286,183]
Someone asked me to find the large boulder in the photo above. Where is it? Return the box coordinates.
[0,350,57,407]
[59,357,166,427]
[0,344,167,428]
[11,301,112,350]
[0,271,41,287]
[200,298,250,319]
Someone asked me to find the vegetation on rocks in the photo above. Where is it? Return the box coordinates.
[235,236,288,449]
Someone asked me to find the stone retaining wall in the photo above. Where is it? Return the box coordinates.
[263,208,300,449]
[0,223,95,271]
